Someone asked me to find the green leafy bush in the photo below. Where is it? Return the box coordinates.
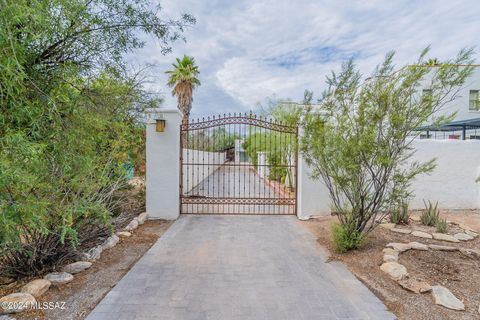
[390,203,410,224]
[421,201,440,226]
[0,0,193,278]
[435,219,448,233]
[243,131,296,188]
[331,223,365,253]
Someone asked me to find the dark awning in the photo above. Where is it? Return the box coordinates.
[415,118,480,132]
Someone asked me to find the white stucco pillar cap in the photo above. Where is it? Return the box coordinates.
[145,108,183,124]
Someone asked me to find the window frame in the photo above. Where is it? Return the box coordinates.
[469,90,479,111]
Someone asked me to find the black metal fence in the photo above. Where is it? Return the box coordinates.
[413,124,480,140]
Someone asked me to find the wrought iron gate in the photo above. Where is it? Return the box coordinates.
[180,113,298,215]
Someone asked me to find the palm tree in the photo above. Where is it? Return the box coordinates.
[166,55,200,122]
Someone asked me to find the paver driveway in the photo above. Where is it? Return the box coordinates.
[184,164,293,214]
[87,215,395,320]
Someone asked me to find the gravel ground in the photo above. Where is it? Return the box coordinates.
[301,210,480,320]
[13,219,172,320]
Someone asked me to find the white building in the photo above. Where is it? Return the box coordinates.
[424,65,480,122]
[417,65,480,140]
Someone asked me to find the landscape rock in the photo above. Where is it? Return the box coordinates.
[428,244,458,251]
[432,233,460,243]
[460,248,480,259]
[125,219,139,231]
[383,254,398,262]
[386,242,412,252]
[116,231,132,238]
[390,228,412,234]
[431,285,465,311]
[21,279,51,298]
[453,233,474,241]
[82,246,102,261]
[0,292,36,314]
[397,278,432,293]
[411,231,433,239]
[408,242,429,251]
[380,262,408,281]
[101,235,119,250]
[380,223,396,230]
[465,230,478,238]
[136,212,148,225]
[62,261,92,274]
[44,272,74,285]
[382,248,399,257]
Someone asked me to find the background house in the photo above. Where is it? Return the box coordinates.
[417,65,480,140]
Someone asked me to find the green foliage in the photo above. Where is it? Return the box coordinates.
[0,0,193,277]
[166,55,200,119]
[186,128,238,152]
[435,218,448,233]
[243,131,296,187]
[390,203,410,224]
[331,223,365,253]
[256,97,304,127]
[302,48,475,247]
[421,200,440,226]
[244,101,301,186]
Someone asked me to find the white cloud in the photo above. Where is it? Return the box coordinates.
[128,0,480,117]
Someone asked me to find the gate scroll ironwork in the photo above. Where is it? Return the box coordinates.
[180,113,298,215]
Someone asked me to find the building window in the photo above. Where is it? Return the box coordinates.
[469,90,479,111]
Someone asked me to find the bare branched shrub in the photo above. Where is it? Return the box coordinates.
[302,48,475,251]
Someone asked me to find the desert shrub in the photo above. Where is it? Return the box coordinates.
[435,218,448,233]
[421,201,440,226]
[243,131,296,187]
[331,223,365,253]
[302,48,474,252]
[0,0,193,278]
[390,203,410,224]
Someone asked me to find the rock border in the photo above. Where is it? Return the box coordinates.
[381,222,478,243]
[0,212,148,315]
[380,240,479,311]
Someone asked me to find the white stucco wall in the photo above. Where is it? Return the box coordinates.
[297,139,480,219]
[409,139,480,209]
[182,149,226,193]
[145,108,182,220]
[297,152,332,219]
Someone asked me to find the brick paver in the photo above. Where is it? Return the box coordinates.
[87,215,395,320]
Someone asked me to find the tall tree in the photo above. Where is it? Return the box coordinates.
[166,55,201,121]
[0,0,194,277]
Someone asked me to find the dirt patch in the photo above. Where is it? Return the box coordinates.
[301,211,480,320]
[9,219,172,320]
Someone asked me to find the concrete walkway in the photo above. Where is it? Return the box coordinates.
[87,216,395,320]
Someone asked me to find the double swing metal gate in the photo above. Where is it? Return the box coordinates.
[180,113,298,215]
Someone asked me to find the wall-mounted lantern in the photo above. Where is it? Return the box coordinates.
[155,119,166,132]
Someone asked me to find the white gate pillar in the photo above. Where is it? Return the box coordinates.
[257,152,269,178]
[145,108,183,220]
[296,125,332,220]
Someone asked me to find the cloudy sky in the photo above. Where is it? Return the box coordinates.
[128,0,480,118]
